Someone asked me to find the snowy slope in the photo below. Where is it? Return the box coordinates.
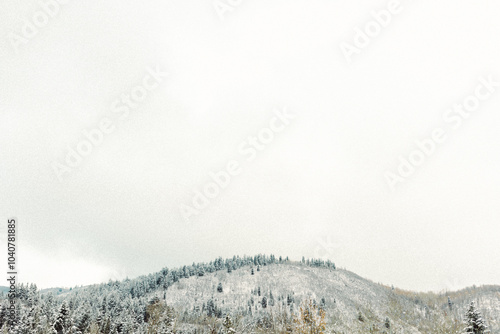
[147,262,500,333]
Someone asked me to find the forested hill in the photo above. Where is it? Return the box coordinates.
[1,255,499,333]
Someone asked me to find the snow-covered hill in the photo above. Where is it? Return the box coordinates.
[2,256,498,333]
[158,262,500,333]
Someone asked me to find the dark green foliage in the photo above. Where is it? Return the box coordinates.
[320,297,326,310]
[464,302,489,333]
[262,296,267,309]
[53,301,69,334]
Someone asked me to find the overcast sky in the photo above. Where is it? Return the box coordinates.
[1,0,499,291]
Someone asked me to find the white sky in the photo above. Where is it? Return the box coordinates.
[1,0,499,291]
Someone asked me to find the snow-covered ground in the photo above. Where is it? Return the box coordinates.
[154,262,500,333]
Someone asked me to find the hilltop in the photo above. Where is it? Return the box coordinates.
[1,255,498,333]
[151,261,500,333]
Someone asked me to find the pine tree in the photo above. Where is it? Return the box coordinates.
[207,299,216,317]
[53,301,70,334]
[77,312,91,333]
[269,291,275,306]
[319,297,326,310]
[262,297,267,309]
[217,283,223,293]
[464,302,489,333]
[18,311,31,334]
[0,305,6,329]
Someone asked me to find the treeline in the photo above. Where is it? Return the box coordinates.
[128,254,291,299]
[0,254,336,333]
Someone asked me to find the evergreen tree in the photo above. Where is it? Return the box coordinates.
[217,283,223,293]
[319,297,326,310]
[262,297,267,309]
[207,299,216,317]
[0,305,6,329]
[464,302,489,333]
[76,312,91,333]
[53,301,70,334]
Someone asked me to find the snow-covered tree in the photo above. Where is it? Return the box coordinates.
[262,297,267,309]
[76,312,90,334]
[53,301,70,334]
[0,305,6,329]
[464,302,489,333]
